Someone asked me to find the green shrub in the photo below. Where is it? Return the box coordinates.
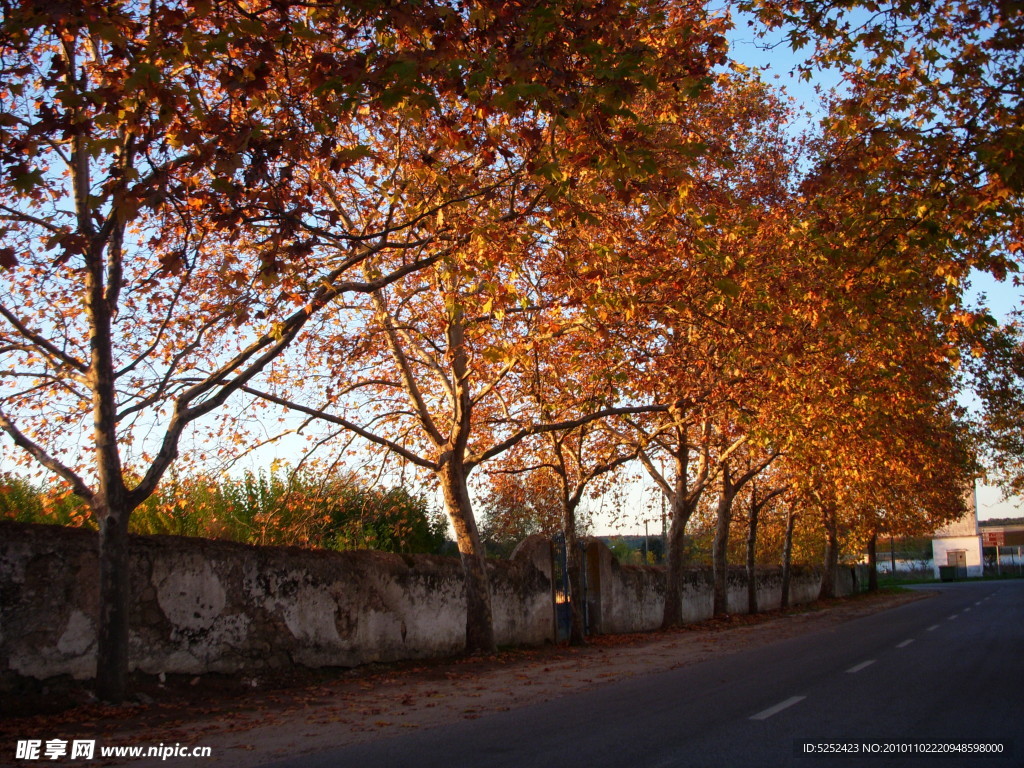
[0,468,447,554]
[0,473,92,528]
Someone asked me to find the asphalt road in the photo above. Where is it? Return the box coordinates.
[261,580,1024,768]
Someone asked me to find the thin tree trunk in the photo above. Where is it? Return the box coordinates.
[746,495,759,614]
[714,454,777,618]
[440,461,495,653]
[867,531,878,592]
[780,508,797,609]
[563,497,586,645]
[712,477,736,617]
[819,504,839,600]
[549,431,587,646]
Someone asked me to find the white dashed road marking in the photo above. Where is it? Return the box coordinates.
[750,696,806,721]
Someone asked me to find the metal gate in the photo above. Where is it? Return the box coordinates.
[553,532,589,642]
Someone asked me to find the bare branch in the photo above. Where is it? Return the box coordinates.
[470,403,668,469]
[0,304,88,375]
[0,407,94,502]
[637,447,673,499]
[239,385,438,471]
[370,287,446,447]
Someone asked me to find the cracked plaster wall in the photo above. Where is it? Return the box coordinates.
[586,544,860,634]
[0,523,554,687]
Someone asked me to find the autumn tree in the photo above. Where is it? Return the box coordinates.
[727,0,1006,593]
[599,21,987,615]
[735,3,1020,588]
[709,436,779,616]
[0,1,361,701]
[771,300,976,598]
[487,343,647,644]
[479,467,564,552]
[580,70,806,628]
[741,469,789,612]
[970,320,1024,495]
[245,229,673,651]
[744,0,1022,333]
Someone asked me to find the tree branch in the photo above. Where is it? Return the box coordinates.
[469,403,668,469]
[238,385,439,471]
[0,304,88,375]
[0,407,94,502]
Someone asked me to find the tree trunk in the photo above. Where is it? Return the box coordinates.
[780,508,797,610]
[867,531,878,592]
[563,497,586,646]
[440,461,496,654]
[661,453,697,630]
[712,477,736,617]
[88,226,133,702]
[746,496,759,614]
[95,504,130,702]
[819,504,839,600]
[92,407,132,703]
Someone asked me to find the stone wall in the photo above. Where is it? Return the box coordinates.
[0,523,553,687]
[584,542,850,634]
[1,523,861,689]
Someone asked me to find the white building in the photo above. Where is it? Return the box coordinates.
[930,485,984,579]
